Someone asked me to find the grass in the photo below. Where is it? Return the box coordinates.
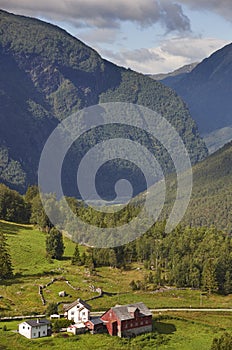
[1,220,232,349]
[1,220,232,317]
[1,313,231,349]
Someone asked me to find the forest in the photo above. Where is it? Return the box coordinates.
[0,183,232,296]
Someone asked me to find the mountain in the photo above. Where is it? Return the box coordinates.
[136,140,232,233]
[162,43,232,138]
[183,140,232,232]
[150,62,198,83]
[0,10,207,197]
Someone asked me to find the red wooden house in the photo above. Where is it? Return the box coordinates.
[101,302,152,337]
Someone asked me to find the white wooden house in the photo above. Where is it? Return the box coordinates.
[18,319,51,339]
[63,298,91,327]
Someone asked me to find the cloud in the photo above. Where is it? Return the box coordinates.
[78,28,120,45]
[178,0,232,22]
[100,37,230,74]
[0,0,191,32]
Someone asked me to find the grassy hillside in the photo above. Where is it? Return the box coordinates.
[0,9,207,196]
[1,220,232,318]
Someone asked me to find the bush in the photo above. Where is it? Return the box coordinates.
[211,332,232,349]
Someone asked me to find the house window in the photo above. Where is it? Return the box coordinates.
[145,320,148,324]
[28,327,30,330]
[141,321,143,325]
[135,322,138,326]
[71,311,74,316]
[33,333,36,336]
[43,331,46,334]
[125,324,127,329]
[130,322,133,327]
[23,326,25,329]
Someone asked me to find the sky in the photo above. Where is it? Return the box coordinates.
[0,0,231,74]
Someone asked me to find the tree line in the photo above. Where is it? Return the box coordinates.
[1,183,232,297]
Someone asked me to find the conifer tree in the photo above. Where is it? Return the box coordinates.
[71,244,82,265]
[0,232,13,279]
[46,227,64,260]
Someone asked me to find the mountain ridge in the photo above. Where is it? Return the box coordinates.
[163,42,232,136]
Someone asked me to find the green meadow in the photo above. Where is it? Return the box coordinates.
[1,220,232,349]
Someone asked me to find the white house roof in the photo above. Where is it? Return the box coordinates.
[63,298,91,312]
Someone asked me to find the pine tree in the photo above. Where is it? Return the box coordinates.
[46,228,64,260]
[71,244,82,265]
[0,232,13,279]
[202,260,218,294]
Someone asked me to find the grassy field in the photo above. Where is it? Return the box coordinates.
[0,312,231,349]
[1,221,232,349]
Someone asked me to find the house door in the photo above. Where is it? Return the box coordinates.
[38,331,41,338]
[112,322,117,336]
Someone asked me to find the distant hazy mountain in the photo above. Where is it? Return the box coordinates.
[163,43,232,138]
[203,125,232,154]
[0,10,207,197]
[150,62,198,84]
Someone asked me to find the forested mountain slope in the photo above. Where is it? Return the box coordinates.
[0,10,207,197]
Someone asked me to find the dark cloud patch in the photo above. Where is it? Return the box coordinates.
[0,0,191,32]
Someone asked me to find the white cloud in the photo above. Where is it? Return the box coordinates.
[0,0,191,32]
[100,37,230,74]
[78,28,120,44]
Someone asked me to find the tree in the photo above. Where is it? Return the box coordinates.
[30,195,53,232]
[108,249,117,268]
[0,184,30,223]
[0,232,13,279]
[71,244,82,265]
[202,260,218,294]
[46,302,58,316]
[46,228,64,260]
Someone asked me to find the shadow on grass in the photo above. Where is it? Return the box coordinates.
[0,221,31,235]
[153,320,176,334]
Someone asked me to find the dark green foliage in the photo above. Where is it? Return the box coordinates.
[180,140,232,233]
[211,332,232,350]
[202,260,218,294]
[136,140,232,234]
[46,302,58,316]
[0,10,207,196]
[0,232,13,279]
[30,194,52,232]
[0,184,30,223]
[71,244,82,265]
[46,227,64,260]
[24,185,39,203]
[52,319,73,333]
